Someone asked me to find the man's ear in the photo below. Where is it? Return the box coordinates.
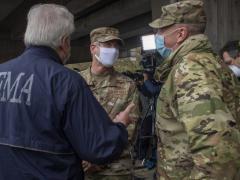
[60,36,70,50]
[90,43,98,55]
[176,27,189,44]
[90,44,94,54]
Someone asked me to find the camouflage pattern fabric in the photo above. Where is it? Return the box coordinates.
[80,67,139,121]
[86,174,132,180]
[80,67,141,178]
[86,168,155,180]
[149,0,206,29]
[90,27,124,45]
[155,34,240,180]
[65,62,90,72]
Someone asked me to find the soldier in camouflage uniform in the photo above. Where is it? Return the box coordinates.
[80,27,141,180]
[220,40,240,80]
[149,1,240,179]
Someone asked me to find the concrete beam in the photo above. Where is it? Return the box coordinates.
[67,0,115,15]
[151,0,170,20]
[72,0,151,39]
[67,0,102,14]
[114,13,152,39]
[0,1,24,22]
[204,0,240,51]
[9,0,70,40]
[0,39,24,63]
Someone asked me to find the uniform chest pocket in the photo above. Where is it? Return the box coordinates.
[110,98,127,116]
[96,86,128,119]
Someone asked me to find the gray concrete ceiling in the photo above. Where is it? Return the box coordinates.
[0,1,24,22]
[0,0,153,64]
[0,0,239,64]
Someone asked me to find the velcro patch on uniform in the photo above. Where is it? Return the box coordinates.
[111,89,127,96]
[107,101,114,106]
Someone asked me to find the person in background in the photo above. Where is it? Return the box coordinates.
[220,40,240,79]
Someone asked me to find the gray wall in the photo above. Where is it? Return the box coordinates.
[205,0,240,52]
[151,0,240,53]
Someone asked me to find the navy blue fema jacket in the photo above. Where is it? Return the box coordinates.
[0,46,128,180]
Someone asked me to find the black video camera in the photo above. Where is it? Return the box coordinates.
[140,34,163,75]
[122,70,144,82]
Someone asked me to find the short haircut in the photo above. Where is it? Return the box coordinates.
[219,40,240,59]
[24,4,75,49]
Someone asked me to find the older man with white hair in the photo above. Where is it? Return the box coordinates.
[0,4,133,180]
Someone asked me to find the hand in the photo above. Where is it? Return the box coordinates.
[113,103,135,127]
[82,161,102,173]
[82,161,91,172]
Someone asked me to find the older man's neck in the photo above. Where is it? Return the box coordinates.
[91,59,113,75]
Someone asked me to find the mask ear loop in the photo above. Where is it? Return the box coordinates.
[93,42,101,62]
[161,28,181,37]
[94,54,101,62]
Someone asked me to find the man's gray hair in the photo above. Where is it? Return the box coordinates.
[24,4,75,48]
[175,23,206,35]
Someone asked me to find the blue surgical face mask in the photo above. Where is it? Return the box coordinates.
[95,47,119,67]
[155,35,172,59]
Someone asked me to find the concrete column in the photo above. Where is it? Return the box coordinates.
[205,0,240,51]
[151,0,171,20]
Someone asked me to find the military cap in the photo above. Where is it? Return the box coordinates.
[149,0,206,29]
[90,27,124,45]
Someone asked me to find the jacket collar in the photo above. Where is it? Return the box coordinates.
[156,34,213,82]
[24,45,63,65]
[83,67,116,87]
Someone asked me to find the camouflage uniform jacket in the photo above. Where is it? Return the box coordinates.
[155,34,240,180]
[80,67,140,175]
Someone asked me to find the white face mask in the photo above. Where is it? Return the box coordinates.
[229,65,240,77]
[95,47,119,67]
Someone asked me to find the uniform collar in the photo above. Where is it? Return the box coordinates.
[84,67,116,86]
[156,34,213,82]
[24,45,63,65]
